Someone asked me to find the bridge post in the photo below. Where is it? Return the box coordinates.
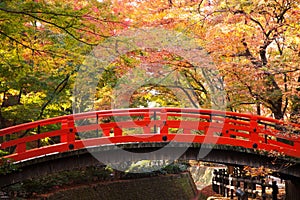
[16,142,26,154]
[96,114,99,137]
[102,128,111,136]
[153,111,157,133]
[249,116,259,147]
[61,118,75,149]
[143,113,151,134]
[294,140,300,158]
[160,109,168,135]
[113,126,122,136]
[37,125,41,147]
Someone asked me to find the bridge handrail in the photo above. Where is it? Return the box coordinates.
[0,108,300,162]
[0,108,292,135]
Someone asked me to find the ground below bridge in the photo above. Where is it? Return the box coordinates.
[1,164,198,200]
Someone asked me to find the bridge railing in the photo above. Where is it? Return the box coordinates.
[0,108,300,162]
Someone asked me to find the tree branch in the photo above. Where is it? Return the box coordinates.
[37,72,74,120]
[0,30,78,58]
[0,30,38,52]
[165,85,199,108]
[0,8,108,46]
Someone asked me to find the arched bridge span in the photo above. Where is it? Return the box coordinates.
[1,108,300,186]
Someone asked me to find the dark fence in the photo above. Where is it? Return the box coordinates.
[212,168,280,200]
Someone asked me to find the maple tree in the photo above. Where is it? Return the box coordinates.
[195,0,300,120]
[107,0,300,121]
[0,0,125,128]
[94,49,210,109]
[1,1,299,196]
[86,1,226,112]
[0,0,299,129]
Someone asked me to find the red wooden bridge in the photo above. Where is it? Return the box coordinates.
[1,108,300,186]
[1,108,300,161]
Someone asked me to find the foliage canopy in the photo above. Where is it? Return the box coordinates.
[0,0,299,130]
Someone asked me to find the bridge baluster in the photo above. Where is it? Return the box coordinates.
[113,126,122,136]
[294,140,300,157]
[61,119,68,143]
[16,142,26,154]
[96,115,99,137]
[102,128,111,136]
[160,109,168,135]
[250,116,259,148]
[143,113,151,134]
[61,118,76,149]
[223,118,231,138]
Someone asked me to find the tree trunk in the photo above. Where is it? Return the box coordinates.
[264,75,284,119]
[290,77,300,123]
[290,97,300,123]
[272,107,284,120]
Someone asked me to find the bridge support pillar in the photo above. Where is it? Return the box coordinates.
[286,180,300,200]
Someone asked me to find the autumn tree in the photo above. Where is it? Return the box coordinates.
[94,49,215,110]
[0,0,125,128]
[81,0,225,112]
[110,0,300,120]
[196,0,300,120]
[1,0,299,127]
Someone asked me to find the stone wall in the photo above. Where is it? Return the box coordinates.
[40,172,197,200]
